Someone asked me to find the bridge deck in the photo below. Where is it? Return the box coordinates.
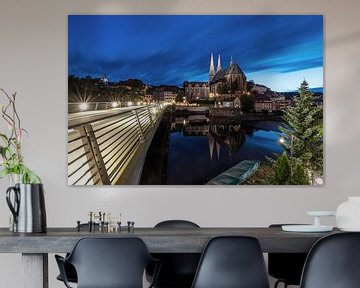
[68,104,168,185]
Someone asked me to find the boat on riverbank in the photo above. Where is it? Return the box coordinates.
[207,160,260,185]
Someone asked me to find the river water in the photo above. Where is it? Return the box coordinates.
[140,112,285,185]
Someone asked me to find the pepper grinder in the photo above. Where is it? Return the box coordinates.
[127,221,135,233]
[88,212,93,232]
[77,221,81,232]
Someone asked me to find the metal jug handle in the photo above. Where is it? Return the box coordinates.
[6,186,20,224]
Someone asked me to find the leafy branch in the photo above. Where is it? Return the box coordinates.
[0,89,41,184]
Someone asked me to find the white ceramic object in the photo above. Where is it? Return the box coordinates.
[307,211,336,227]
[282,210,335,233]
[336,197,360,231]
[307,211,336,217]
[282,225,333,233]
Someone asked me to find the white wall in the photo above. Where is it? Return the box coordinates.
[1,0,360,287]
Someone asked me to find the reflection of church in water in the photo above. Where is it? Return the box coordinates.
[172,117,247,160]
[184,53,247,100]
[208,124,246,160]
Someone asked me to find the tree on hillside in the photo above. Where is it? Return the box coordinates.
[279,80,323,183]
[175,94,184,103]
[291,160,309,185]
[272,152,291,184]
[265,152,309,185]
[240,93,255,113]
[68,76,99,103]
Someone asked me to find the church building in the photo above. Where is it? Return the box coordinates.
[209,53,247,98]
[183,53,247,101]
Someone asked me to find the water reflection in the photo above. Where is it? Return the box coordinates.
[141,112,284,185]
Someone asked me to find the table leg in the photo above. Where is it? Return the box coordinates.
[22,253,48,288]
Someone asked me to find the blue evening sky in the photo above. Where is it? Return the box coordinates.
[68,15,323,92]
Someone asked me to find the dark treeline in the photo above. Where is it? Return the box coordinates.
[68,75,146,103]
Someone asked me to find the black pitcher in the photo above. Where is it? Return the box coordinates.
[6,183,47,233]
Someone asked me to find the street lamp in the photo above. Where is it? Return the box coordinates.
[79,102,88,111]
[279,135,296,156]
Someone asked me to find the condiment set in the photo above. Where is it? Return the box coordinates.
[76,211,135,233]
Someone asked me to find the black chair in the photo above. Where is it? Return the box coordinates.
[191,236,270,288]
[268,224,308,288]
[56,262,77,284]
[300,232,360,288]
[148,220,201,288]
[56,223,99,284]
[154,220,200,229]
[55,237,160,288]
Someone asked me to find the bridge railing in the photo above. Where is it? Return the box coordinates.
[68,104,166,185]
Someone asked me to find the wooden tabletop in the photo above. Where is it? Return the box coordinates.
[0,227,340,253]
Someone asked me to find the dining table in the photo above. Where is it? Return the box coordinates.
[0,226,340,288]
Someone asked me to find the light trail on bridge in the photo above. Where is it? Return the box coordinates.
[68,105,148,129]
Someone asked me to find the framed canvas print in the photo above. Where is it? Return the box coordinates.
[67,15,323,186]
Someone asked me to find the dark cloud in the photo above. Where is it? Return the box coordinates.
[69,15,323,87]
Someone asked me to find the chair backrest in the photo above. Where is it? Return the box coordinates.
[67,237,153,288]
[191,236,270,288]
[155,220,200,228]
[300,232,360,288]
[153,220,201,281]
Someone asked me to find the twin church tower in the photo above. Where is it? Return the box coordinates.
[209,53,222,82]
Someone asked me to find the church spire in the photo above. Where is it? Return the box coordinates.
[216,54,221,73]
[209,53,215,82]
[230,55,234,65]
